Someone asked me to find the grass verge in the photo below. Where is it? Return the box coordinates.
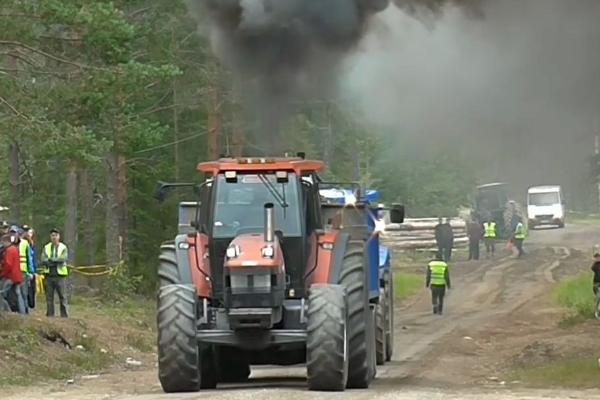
[554,272,595,322]
[510,358,600,388]
[0,295,155,387]
[566,211,600,225]
[394,271,423,301]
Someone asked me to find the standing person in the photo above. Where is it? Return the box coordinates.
[426,253,451,315]
[441,218,454,262]
[18,226,34,313]
[0,222,9,235]
[434,217,445,260]
[0,234,26,314]
[41,228,70,318]
[22,225,37,309]
[513,218,526,258]
[467,216,483,261]
[591,253,600,296]
[483,219,497,258]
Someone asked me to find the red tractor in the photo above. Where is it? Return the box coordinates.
[154,155,404,392]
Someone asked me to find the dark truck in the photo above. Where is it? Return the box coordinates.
[474,182,525,239]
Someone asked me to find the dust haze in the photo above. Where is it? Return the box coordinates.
[344,0,600,207]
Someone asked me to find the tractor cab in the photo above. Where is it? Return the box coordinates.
[197,157,326,305]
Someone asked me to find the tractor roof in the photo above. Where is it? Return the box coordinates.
[197,157,325,176]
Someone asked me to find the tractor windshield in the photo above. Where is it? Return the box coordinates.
[212,173,301,238]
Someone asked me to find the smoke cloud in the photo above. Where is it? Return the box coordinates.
[343,0,600,207]
[187,0,478,151]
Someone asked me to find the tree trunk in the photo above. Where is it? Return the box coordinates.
[79,169,96,266]
[173,77,180,181]
[116,154,128,262]
[8,141,21,222]
[231,77,245,157]
[207,76,221,160]
[64,163,78,264]
[105,153,120,265]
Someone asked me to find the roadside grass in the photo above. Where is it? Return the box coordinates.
[507,272,600,388]
[394,271,423,301]
[0,295,155,387]
[566,211,600,225]
[510,358,600,389]
[554,272,595,324]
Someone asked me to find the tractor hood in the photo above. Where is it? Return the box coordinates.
[224,233,285,270]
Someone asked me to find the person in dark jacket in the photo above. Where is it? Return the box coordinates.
[0,234,26,314]
[426,253,451,315]
[467,215,484,261]
[591,253,600,295]
[434,217,455,262]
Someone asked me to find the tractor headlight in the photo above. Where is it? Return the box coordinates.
[226,244,241,259]
[261,245,274,258]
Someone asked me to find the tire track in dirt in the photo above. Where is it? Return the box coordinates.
[380,246,572,382]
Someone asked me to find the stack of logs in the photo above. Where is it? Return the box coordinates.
[381,217,468,252]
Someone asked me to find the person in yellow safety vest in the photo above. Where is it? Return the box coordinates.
[40,228,69,318]
[483,219,497,258]
[513,218,526,258]
[426,253,451,315]
[18,227,35,314]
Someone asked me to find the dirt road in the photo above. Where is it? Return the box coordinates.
[5,223,600,400]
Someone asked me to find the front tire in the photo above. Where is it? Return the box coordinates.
[375,289,386,365]
[339,241,372,388]
[385,272,394,362]
[306,284,349,391]
[157,284,216,392]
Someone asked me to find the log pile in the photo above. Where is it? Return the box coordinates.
[381,217,469,251]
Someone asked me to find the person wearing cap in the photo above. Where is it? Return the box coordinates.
[41,228,69,318]
[0,221,9,236]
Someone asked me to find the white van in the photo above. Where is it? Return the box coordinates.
[527,185,565,229]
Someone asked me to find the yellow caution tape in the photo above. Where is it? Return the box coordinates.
[69,264,113,276]
[36,273,45,295]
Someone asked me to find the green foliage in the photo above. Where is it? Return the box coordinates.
[554,272,595,319]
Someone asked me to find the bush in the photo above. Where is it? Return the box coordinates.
[554,272,595,318]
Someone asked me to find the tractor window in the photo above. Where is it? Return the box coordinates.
[212,173,302,238]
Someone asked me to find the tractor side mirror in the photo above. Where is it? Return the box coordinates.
[390,204,405,224]
[154,181,173,203]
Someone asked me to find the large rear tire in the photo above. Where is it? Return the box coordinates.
[306,284,348,391]
[158,242,179,288]
[157,284,216,392]
[339,241,372,388]
[385,271,394,362]
[375,289,386,365]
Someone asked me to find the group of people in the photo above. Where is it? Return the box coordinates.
[428,214,528,315]
[0,222,70,318]
[466,215,527,261]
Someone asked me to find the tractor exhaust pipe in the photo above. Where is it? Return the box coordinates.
[264,203,274,243]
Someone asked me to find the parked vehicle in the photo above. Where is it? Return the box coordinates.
[527,185,565,229]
